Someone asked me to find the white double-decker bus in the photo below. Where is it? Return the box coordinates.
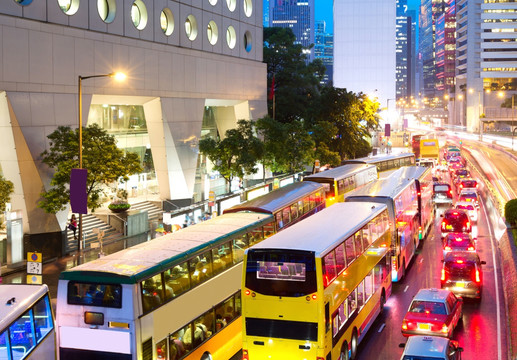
[0,284,56,360]
[345,170,419,282]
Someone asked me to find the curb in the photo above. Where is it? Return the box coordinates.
[502,228,517,360]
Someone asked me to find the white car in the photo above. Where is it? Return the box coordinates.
[399,335,463,360]
[454,201,478,222]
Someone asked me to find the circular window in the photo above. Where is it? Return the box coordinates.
[244,31,252,52]
[207,21,219,45]
[14,0,33,4]
[97,0,116,23]
[58,0,79,15]
[160,8,175,36]
[243,0,252,17]
[226,26,236,49]
[131,0,148,30]
[226,0,236,12]
[185,15,198,41]
[208,0,217,5]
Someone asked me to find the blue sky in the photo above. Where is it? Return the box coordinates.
[315,0,421,34]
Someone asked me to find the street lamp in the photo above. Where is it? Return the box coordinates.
[77,72,126,254]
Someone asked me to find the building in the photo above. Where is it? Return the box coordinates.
[396,0,410,100]
[314,20,334,85]
[334,0,396,109]
[269,0,315,61]
[454,0,482,131]
[435,1,456,99]
[0,0,266,257]
[419,0,448,102]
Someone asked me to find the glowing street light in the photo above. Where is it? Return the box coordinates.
[76,71,126,255]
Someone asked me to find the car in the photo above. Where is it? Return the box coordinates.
[399,335,463,360]
[440,209,471,239]
[448,162,465,174]
[458,189,480,209]
[441,252,486,300]
[454,201,478,222]
[442,232,476,257]
[401,288,463,338]
[433,183,453,206]
[457,178,478,192]
[452,169,470,186]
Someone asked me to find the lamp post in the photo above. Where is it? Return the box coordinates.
[77,72,126,254]
[512,94,515,151]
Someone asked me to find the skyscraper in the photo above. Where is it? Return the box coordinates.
[396,0,410,99]
[334,0,396,109]
[435,1,456,97]
[315,20,334,85]
[270,0,316,61]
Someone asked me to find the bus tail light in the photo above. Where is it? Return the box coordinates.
[441,268,446,281]
[242,349,249,360]
[441,221,446,231]
[317,357,325,360]
[444,246,452,251]
[245,290,251,296]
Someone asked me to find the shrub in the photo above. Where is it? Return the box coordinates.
[108,201,131,211]
[505,199,517,227]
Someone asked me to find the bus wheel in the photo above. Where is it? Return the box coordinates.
[380,290,386,314]
[401,259,406,280]
[350,329,358,359]
[340,341,349,360]
[201,352,212,360]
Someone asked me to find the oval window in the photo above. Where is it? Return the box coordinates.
[244,30,252,52]
[207,21,219,45]
[226,0,236,12]
[14,0,33,5]
[160,8,175,36]
[97,0,116,23]
[226,26,236,49]
[131,0,148,30]
[185,15,198,41]
[243,0,252,17]
[58,0,79,15]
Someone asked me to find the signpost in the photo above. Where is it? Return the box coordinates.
[26,251,42,284]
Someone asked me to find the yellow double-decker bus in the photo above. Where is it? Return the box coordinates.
[241,202,392,360]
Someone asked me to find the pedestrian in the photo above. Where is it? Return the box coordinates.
[69,214,78,240]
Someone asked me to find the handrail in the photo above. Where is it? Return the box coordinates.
[107,213,128,226]
[162,198,181,210]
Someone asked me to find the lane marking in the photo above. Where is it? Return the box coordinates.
[419,258,424,264]
[482,202,502,360]
[378,323,385,333]
[404,285,409,293]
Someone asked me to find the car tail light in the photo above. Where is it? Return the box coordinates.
[448,190,453,197]
[445,246,452,251]
[468,246,475,251]
[402,319,408,330]
[441,221,446,230]
[456,259,464,264]
[441,324,449,334]
[441,268,446,281]
[475,269,481,283]
[242,349,249,360]
[460,184,463,189]
[466,221,471,231]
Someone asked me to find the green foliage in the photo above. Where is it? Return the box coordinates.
[256,116,315,174]
[309,87,379,161]
[501,96,515,109]
[505,199,517,227]
[108,202,131,211]
[199,120,263,192]
[0,175,14,212]
[264,27,325,123]
[39,124,143,213]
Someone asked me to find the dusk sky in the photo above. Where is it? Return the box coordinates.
[315,0,421,34]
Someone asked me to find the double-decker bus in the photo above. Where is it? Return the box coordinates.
[242,202,392,360]
[0,284,56,360]
[345,170,419,282]
[223,182,325,231]
[303,163,378,206]
[57,212,277,360]
[395,166,435,240]
[342,153,416,175]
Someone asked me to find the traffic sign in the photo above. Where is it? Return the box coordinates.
[27,252,42,263]
[27,275,42,284]
[208,191,215,207]
[27,261,42,275]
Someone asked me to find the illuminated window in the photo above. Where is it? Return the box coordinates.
[160,8,174,36]
[243,0,252,17]
[58,0,79,15]
[131,0,148,30]
[207,20,218,45]
[226,0,236,12]
[185,15,198,41]
[97,0,116,23]
[226,26,237,49]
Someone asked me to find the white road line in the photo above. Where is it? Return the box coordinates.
[483,203,502,360]
[378,323,385,333]
[419,258,424,264]
[404,285,409,293]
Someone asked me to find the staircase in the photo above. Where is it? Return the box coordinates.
[65,213,122,254]
[129,201,163,223]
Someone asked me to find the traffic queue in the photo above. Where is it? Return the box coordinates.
[399,144,487,360]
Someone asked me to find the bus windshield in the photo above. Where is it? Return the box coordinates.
[245,249,317,297]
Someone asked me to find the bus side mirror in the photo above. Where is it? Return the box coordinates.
[398,343,406,349]
[481,261,486,265]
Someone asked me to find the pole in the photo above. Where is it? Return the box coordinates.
[512,95,514,151]
[78,76,83,254]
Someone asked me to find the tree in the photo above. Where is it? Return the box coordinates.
[199,120,263,192]
[256,116,315,174]
[39,124,143,213]
[0,175,14,212]
[310,87,380,161]
[264,27,325,123]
